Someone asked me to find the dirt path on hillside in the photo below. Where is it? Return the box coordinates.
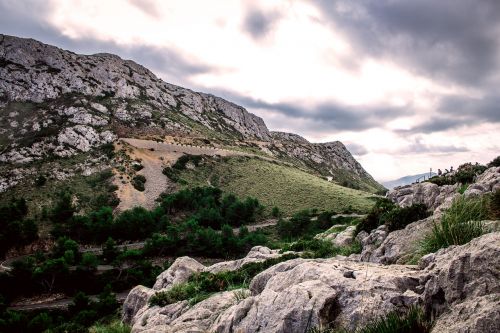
[114,138,260,212]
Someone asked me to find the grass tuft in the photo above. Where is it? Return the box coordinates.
[420,195,488,255]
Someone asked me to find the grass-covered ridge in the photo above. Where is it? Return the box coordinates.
[175,156,376,215]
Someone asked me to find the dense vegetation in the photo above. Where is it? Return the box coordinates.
[355,199,430,235]
[0,198,38,258]
[0,287,123,333]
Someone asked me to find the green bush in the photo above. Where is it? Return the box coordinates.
[487,155,500,167]
[355,198,396,235]
[89,320,131,333]
[131,175,146,192]
[172,154,202,170]
[490,190,500,219]
[283,238,361,258]
[420,195,488,255]
[382,204,430,232]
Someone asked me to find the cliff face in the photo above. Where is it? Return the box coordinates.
[0,34,270,159]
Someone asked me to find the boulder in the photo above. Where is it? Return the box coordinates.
[205,246,280,274]
[122,286,156,324]
[153,257,205,291]
[132,290,240,333]
[361,217,435,264]
[420,232,500,316]
[430,294,500,333]
[332,226,356,247]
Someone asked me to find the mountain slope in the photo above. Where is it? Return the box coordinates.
[0,34,383,200]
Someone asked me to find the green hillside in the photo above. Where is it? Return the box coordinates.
[176,156,377,215]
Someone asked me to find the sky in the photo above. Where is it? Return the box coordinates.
[1,0,499,181]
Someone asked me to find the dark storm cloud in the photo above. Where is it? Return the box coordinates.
[209,89,406,131]
[313,0,500,87]
[401,93,500,134]
[242,7,280,39]
[0,0,212,83]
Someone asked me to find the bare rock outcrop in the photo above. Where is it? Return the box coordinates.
[360,217,434,264]
[153,257,205,291]
[360,166,500,264]
[125,233,500,333]
[430,294,500,333]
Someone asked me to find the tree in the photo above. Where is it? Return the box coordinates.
[34,258,69,292]
[50,191,75,224]
[102,237,119,263]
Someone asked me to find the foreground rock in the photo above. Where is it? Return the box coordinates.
[123,233,500,333]
[122,246,281,326]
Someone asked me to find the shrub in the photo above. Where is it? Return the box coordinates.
[89,320,131,333]
[283,239,362,258]
[490,190,500,219]
[355,198,396,235]
[382,204,430,232]
[35,174,47,187]
[420,195,488,255]
[487,155,500,167]
[172,154,202,170]
[131,175,146,192]
[271,206,281,218]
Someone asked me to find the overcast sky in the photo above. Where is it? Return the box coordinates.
[1,0,499,181]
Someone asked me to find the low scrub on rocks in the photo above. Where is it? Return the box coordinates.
[149,253,299,307]
[420,195,489,255]
[281,238,361,258]
[309,306,431,333]
[355,199,430,234]
[382,203,430,232]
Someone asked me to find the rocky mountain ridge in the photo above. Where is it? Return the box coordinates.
[0,34,383,193]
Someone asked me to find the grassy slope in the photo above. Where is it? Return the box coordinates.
[177,156,376,215]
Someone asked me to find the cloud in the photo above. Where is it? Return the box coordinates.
[128,0,161,19]
[207,89,407,132]
[401,93,500,134]
[403,138,469,154]
[0,0,213,85]
[242,7,280,39]
[345,143,368,156]
[313,0,500,87]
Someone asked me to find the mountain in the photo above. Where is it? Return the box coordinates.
[0,34,384,210]
[382,172,436,189]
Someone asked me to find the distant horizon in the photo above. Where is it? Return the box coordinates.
[1,0,499,181]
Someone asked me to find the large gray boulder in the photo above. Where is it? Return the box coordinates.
[360,217,435,264]
[153,256,205,291]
